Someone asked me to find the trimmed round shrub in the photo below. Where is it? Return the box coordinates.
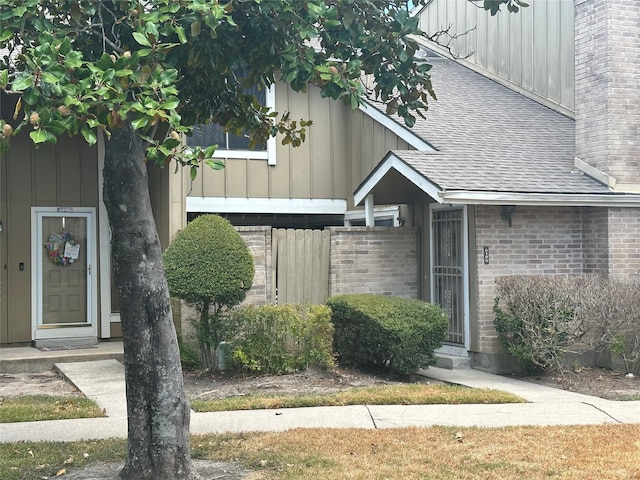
[164,214,254,369]
[164,214,254,308]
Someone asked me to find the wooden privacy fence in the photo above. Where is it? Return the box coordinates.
[271,229,330,305]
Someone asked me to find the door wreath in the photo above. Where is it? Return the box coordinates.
[45,230,79,266]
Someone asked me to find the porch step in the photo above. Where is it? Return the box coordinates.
[0,341,124,374]
[434,353,470,370]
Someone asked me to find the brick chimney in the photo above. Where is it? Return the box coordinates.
[575,0,640,190]
[576,0,640,278]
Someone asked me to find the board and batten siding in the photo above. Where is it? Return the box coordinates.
[0,131,99,343]
[186,83,350,202]
[419,0,574,116]
[184,82,415,213]
[347,108,413,209]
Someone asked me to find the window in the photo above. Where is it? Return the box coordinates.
[187,84,276,164]
[344,206,403,227]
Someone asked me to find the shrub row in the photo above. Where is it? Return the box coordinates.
[327,294,448,375]
[494,275,640,374]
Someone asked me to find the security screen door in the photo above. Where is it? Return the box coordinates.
[432,208,465,345]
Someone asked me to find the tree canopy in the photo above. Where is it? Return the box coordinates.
[0,0,520,171]
[0,0,437,176]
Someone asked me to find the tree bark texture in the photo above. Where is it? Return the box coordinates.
[103,123,201,480]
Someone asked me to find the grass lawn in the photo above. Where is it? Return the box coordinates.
[1,425,638,480]
[0,396,104,423]
[190,384,524,412]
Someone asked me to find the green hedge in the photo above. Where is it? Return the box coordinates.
[227,304,335,375]
[327,294,448,375]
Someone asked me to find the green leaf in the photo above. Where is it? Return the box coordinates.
[80,126,97,145]
[30,128,56,144]
[204,144,218,158]
[46,120,66,136]
[132,32,152,47]
[102,69,116,83]
[162,137,180,150]
[190,165,198,182]
[0,29,12,43]
[130,116,150,130]
[175,26,187,44]
[12,74,33,91]
[13,5,27,16]
[342,10,355,29]
[0,69,8,89]
[205,159,225,170]
[161,97,180,110]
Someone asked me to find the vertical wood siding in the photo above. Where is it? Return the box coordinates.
[1,132,99,343]
[188,84,350,202]
[419,0,574,115]
[185,83,409,209]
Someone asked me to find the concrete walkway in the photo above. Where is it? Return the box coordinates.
[0,348,639,443]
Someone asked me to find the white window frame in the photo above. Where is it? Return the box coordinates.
[197,86,277,165]
[344,205,401,227]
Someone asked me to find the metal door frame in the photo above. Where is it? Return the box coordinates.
[31,207,97,341]
[429,204,470,351]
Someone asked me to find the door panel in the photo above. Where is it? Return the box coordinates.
[32,208,96,342]
[41,216,88,325]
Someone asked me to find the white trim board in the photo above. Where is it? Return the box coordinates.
[186,197,347,215]
[358,102,435,152]
[354,154,442,206]
[354,153,640,208]
[439,191,640,207]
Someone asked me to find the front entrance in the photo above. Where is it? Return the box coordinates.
[431,206,469,349]
[31,207,97,343]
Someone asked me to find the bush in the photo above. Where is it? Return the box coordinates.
[327,294,448,376]
[164,214,254,369]
[494,275,640,375]
[579,276,640,375]
[177,335,201,371]
[493,276,586,374]
[227,304,335,375]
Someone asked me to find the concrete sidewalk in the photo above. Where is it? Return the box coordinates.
[0,358,638,443]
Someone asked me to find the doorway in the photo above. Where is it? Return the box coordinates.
[431,205,469,350]
[31,207,97,343]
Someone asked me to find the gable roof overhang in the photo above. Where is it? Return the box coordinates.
[354,152,640,208]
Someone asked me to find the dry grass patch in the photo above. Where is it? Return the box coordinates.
[0,439,126,480]
[0,395,104,423]
[193,424,640,480]
[190,384,523,412]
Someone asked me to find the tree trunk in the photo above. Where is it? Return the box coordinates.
[103,122,201,480]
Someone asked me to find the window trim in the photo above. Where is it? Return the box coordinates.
[205,85,277,165]
[344,206,401,227]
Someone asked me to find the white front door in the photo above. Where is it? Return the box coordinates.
[32,207,97,342]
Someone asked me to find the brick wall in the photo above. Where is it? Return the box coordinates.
[474,205,585,356]
[606,207,640,277]
[581,207,609,275]
[575,0,640,184]
[327,227,419,298]
[234,226,419,305]
[236,226,272,305]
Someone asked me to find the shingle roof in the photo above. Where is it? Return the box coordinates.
[366,59,610,195]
